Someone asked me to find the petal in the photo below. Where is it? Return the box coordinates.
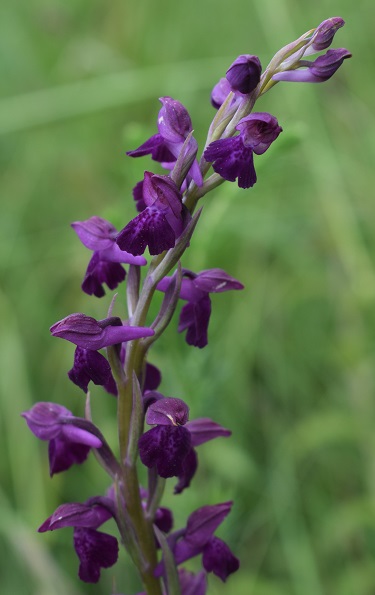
[21,402,71,440]
[81,253,126,298]
[116,207,176,256]
[193,269,244,293]
[144,361,162,391]
[202,537,240,581]
[154,507,174,534]
[71,217,116,251]
[74,527,118,583]
[204,137,257,189]
[139,425,191,478]
[178,296,211,348]
[174,447,198,494]
[39,502,112,531]
[185,501,233,547]
[236,112,282,155]
[146,397,189,426]
[157,97,193,143]
[126,133,174,161]
[48,436,90,476]
[311,17,345,52]
[68,347,117,395]
[185,418,231,447]
[178,569,208,595]
[226,54,262,94]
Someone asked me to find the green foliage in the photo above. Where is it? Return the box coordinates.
[0,0,374,593]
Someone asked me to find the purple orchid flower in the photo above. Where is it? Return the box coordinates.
[50,313,154,350]
[22,402,103,475]
[157,268,244,348]
[127,96,203,187]
[138,396,231,492]
[273,47,351,84]
[204,112,282,189]
[71,216,147,297]
[116,172,190,256]
[39,497,118,583]
[156,502,239,582]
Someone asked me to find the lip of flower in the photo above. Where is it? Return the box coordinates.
[50,313,154,350]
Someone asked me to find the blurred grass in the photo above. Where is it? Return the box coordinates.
[1,0,374,593]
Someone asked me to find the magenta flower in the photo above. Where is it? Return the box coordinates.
[39,497,118,583]
[139,395,230,492]
[72,216,146,297]
[204,112,282,189]
[116,172,190,256]
[157,268,244,347]
[156,502,239,582]
[22,402,103,475]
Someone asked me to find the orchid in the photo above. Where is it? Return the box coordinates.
[23,17,350,594]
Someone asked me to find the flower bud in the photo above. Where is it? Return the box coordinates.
[226,54,262,94]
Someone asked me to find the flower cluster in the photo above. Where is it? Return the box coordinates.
[23,17,350,595]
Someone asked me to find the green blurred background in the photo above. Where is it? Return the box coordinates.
[0,0,374,593]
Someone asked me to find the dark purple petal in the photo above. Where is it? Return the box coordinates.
[68,347,117,395]
[193,269,244,293]
[178,569,208,595]
[48,436,91,476]
[185,418,231,447]
[50,313,154,349]
[146,397,189,426]
[204,137,257,189]
[157,97,193,143]
[74,527,118,583]
[133,180,146,212]
[185,502,233,547]
[202,537,240,581]
[139,425,191,478]
[154,507,174,534]
[144,362,162,391]
[116,207,176,256]
[71,217,116,251]
[236,112,282,155]
[126,133,175,162]
[81,253,126,297]
[38,502,112,532]
[226,54,262,94]
[311,17,345,51]
[174,447,198,494]
[142,172,182,218]
[178,296,212,348]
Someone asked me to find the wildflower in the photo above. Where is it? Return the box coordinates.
[204,112,282,189]
[139,396,230,492]
[309,17,345,52]
[22,402,103,475]
[156,502,239,582]
[157,268,244,347]
[272,47,351,83]
[127,96,202,186]
[72,216,147,297]
[39,497,118,583]
[116,172,190,256]
[50,313,154,350]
